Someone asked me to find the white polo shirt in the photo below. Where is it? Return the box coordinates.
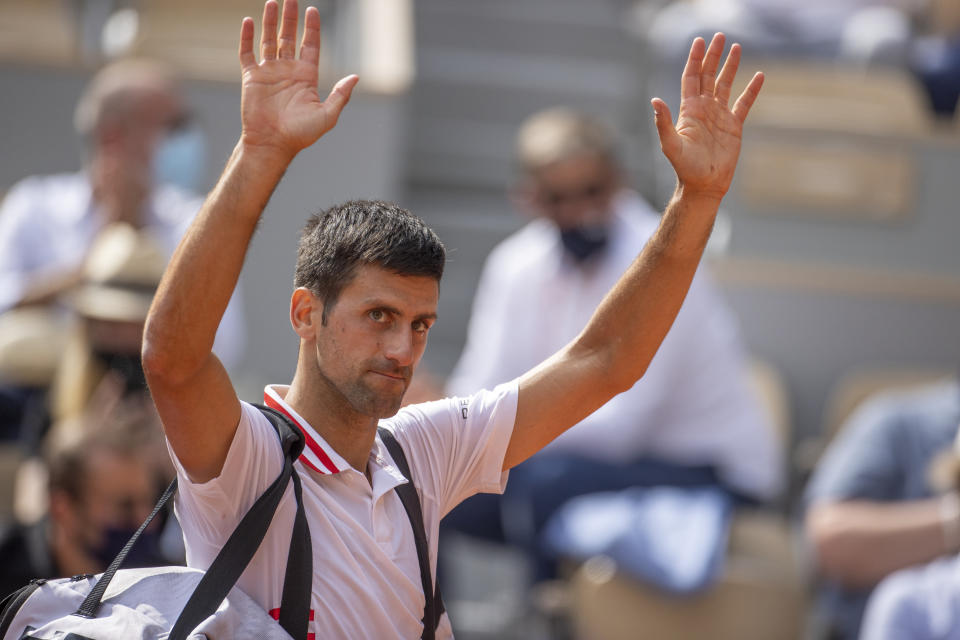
[169,381,517,639]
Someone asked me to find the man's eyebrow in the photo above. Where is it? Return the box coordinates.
[363,301,437,322]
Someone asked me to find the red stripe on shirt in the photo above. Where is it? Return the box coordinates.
[269,608,316,638]
[263,394,340,474]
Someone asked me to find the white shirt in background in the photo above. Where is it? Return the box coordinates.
[447,191,782,501]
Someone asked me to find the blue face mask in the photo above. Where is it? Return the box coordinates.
[152,126,206,193]
[86,525,163,571]
[559,223,609,263]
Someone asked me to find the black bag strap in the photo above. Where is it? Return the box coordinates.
[377,427,445,640]
[171,406,312,640]
[77,405,312,640]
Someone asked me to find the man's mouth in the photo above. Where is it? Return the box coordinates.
[371,370,406,382]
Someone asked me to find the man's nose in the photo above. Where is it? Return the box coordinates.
[383,327,416,367]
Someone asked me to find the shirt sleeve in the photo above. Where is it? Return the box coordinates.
[804,396,906,505]
[0,181,38,312]
[385,380,519,517]
[167,401,284,545]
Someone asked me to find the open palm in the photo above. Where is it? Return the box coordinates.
[238,0,358,160]
[653,34,763,201]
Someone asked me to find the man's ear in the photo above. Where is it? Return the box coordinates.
[290,287,322,339]
[49,488,78,531]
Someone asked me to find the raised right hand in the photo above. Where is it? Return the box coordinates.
[238,0,359,161]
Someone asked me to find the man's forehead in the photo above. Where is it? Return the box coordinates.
[343,264,439,311]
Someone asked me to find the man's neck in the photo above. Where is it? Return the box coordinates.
[284,374,378,473]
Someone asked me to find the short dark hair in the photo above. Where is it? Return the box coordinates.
[294,200,446,322]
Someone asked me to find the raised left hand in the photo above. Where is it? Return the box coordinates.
[652,33,763,202]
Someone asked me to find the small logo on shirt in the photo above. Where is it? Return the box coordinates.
[459,399,469,421]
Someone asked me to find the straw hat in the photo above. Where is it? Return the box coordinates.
[71,223,167,323]
[0,307,69,386]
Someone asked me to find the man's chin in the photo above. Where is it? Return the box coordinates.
[351,387,406,420]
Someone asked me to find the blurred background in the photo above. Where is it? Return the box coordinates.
[1,0,960,638]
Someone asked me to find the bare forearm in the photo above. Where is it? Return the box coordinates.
[13,268,83,309]
[143,141,291,380]
[575,186,721,391]
[807,499,956,588]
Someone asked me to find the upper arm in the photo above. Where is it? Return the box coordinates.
[145,351,242,484]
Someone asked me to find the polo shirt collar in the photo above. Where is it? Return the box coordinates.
[263,385,349,475]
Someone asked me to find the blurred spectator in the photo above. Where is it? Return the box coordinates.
[443,107,782,578]
[0,391,172,598]
[0,57,244,365]
[0,57,245,439]
[642,0,960,117]
[804,378,960,639]
[859,426,960,639]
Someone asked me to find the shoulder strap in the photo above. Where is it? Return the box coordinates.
[377,427,445,639]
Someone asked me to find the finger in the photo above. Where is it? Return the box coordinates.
[699,32,725,97]
[714,42,741,106]
[278,0,298,60]
[651,98,681,163]
[260,0,278,61]
[681,37,705,102]
[300,5,321,67]
[239,17,256,69]
[732,71,764,123]
[322,75,360,129]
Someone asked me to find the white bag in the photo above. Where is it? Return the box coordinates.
[1,567,291,640]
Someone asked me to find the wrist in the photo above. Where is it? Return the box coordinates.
[673,182,726,208]
[236,135,297,169]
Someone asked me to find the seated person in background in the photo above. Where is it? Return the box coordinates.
[0,58,245,443]
[0,391,172,599]
[804,378,960,640]
[443,107,782,577]
[859,423,960,640]
[0,56,244,371]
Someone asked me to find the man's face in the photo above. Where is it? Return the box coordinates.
[57,449,157,570]
[529,153,618,230]
[310,265,439,419]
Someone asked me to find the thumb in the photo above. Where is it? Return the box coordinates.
[322,74,360,127]
[651,98,681,164]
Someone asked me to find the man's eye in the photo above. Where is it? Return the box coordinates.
[412,320,431,334]
[369,309,386,322]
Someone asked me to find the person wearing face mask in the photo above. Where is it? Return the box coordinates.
[443,107,783,577]
[0,394,171,599]
[0,58,244,377]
